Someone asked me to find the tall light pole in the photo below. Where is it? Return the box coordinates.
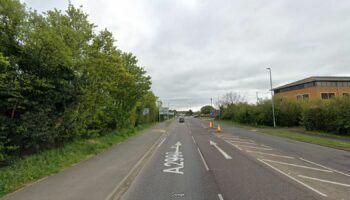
[267,68,276,128]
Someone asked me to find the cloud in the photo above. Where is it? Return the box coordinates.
[22,0,350,110]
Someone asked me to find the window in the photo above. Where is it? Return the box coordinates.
[321,93,335,99]
[296,94,309,100]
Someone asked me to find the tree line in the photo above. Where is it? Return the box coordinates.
[204,92,350,135]
[0,0,158,164]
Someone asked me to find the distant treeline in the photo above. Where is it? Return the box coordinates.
[0,1,158,164]
[218,93,350,135]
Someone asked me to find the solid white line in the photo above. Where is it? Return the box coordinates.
[262,159,333,172]
[300,157,350,177]
[231,144,242,151]
[218,193,224,200]
[234,144,273,151]
[197,148,209,171]
[245,150,295,159]
[258,159,328,197]
[157,137,166,147]
[298,175,350,187]
[192,136,196,144]
[105,135,164,200]
[210,140,232,159]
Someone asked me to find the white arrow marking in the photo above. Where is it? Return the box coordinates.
[210,140,232,159]
[171,141,182,154]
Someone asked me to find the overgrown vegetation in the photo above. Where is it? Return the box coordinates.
[216,92,350,135]
[0,0,158,165]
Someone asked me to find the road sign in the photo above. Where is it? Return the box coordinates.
[159,107,169,115]
[143,108,150,116]
[210,111,214,117]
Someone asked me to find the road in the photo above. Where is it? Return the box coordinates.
[2,118,350,200]
[122,118,350,200]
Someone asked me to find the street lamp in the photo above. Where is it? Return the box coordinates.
[267,67,276,128]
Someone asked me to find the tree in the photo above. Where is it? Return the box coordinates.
[200,105,214,114]
[187,109,193,116]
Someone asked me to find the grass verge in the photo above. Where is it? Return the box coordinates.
[216,120,350,151]
[0,124,153,197]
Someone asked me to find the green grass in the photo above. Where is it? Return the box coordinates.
[0,124,153,197]
[216,120,350,151]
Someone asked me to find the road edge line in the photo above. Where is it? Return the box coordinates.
[105,133,167,200]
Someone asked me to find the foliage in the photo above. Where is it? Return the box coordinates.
[220,91,349,135]
[304,97,350,134]
[200,105,214,114]
[0,1,157,164]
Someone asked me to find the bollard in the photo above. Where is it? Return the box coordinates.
[216,124,222,133]
[209,121,213,128]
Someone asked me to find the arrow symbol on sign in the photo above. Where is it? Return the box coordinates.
[210,140,232,159]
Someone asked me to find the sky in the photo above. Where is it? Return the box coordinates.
[21,0,350,111]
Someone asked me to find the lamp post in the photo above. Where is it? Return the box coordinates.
[267,68,276,128]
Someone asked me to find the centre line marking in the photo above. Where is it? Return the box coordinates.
[210,140,232,159]
[262,159,333,172]
[192,136,196,144]
[234,144,273,151]
[158,137,166,147]
[218,193,224,200]
[300,157,350,177]
[197,148,209,171]
[258,159,328,197]
[298,175,350,187]
[245,150,295,159]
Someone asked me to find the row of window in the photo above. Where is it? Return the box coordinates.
[275,81,350,93]
[296,92,349,100]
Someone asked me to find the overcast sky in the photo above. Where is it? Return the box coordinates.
[22,0,350,111]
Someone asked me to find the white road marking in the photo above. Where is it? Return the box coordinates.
[158,137,166,147]
[300,157,350,177]
[210,140,232,159]
[218,193,224,200]
[234,144,273,151]
[163,141,184,175]
[227,140,257,145]
[258,159,328,197]
[298,175,350,187]
[245,150,295,159]
[262,159,333,172]
[197,148,209,171]
[192,136,196,144]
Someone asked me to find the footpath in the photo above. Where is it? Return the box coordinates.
[1,122,168,200]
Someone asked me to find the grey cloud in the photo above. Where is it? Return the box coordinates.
[22,0,350,110]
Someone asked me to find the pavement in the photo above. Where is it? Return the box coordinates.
[1,123,167,200]
[3,118,350,200]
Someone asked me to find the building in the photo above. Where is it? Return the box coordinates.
[273,76,350,100]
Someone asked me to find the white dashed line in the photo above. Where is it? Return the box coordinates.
[218,193,224,200]
[299,157,350,177]
[245,150,295,159]
[262,159,333,172]
[258,159,328,197]
[298,175,350,187]
[192,136,196,144]
[228,140,257,145]
[234,144,273,151]
[197,148,209,171]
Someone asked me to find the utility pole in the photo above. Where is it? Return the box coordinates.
[210,98,213,107]
[267,68,276,128]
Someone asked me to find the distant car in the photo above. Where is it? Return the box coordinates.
[179,117,185,123]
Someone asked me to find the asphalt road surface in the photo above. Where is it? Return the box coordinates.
[3,118,350,200]
[122,118,350,200]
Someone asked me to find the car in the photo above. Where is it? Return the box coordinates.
[179,117,185,123]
